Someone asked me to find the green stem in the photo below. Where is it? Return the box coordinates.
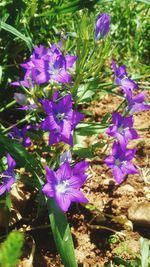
[0,100,16,113]
[2,114,32,134]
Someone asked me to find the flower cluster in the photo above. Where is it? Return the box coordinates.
[0,154,16,195]
[105,60,150,184]
[12,44,77,88]
[3,13,112,212]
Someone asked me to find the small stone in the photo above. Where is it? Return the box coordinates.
[117,184,135,194]
[128,202,150,226]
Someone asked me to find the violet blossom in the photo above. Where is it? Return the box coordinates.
[42,160,89,212]
[95,13,110,40]
[106,112,139,150]
[8,126,32,147]
[125,91,150,114]
[0,154,16,196]
[11,44,77,87]
[104,142,138,184]
[40,92,84,146]
[112,59,138,91]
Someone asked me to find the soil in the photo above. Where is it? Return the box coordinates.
[0,93,150,267]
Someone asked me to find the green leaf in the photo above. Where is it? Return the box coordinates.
[38,0,99,17]
[0,231,24,267]
[76,122,108,136]
[140,237,149,267]
[136,0,150,4]
[0,21,33,52]
[0,133,43,189]
[47,199,77,267]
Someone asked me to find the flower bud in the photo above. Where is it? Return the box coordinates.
[95,13,110,40]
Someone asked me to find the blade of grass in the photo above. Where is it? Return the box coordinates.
[47,199,77,267]
[0,21,33,52]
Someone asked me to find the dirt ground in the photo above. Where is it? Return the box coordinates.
[1,93,150,267]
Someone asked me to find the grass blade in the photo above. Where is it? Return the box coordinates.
[0,21,33,52]
[47,199,77,267]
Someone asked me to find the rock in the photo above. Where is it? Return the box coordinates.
[128,202,150,226]
[117,184,136,194]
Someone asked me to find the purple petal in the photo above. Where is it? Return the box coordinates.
[56,161,72,182]
[113,166,125,184]
[123,115,133,127]
[116,133,127,151]
[106,125,118,137]
[72,111,85,129]
[35,71,50,84]
[49,131,61,145]
[122,162,138,175]
[55,192,71,212]
[69,175,87,188]
[56,94,72,113]
[104,155,115,167]
[61,120,72,139]
[73,161,89,175]
[41,116,58,131]
[7,154,16,170]
[5,177,15,191]
[125,148,136,161]
[121,78,138,90]
[0,184,7,195]
[23,137,32,147]
[124,128,140,140]
[42,183,55,198]
[65,55,77,68]
[68,188,88,204]
[46,166,56,184]
[133,92,147,103]
[60,133,73,146]
[51,70,71,84]
[40,99,52,114]
[112,112,122,126]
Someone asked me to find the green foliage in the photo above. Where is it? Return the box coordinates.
[105,237,150,267]
[47,199,77,267]
[0,231,24,267]
[99,0,150,74]
[0,132,43,189]
[0,21,33,52]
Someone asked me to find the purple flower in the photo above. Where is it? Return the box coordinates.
[0,154,16,195]
[11,44,77,87]
[8,126,32,147]
[125,91,150,113]
[106,112,139,150]
[40,92,84,146]
[42,160,89,212]
[95,13,110,40]
[104,142,138,184]
[112,60,138,91]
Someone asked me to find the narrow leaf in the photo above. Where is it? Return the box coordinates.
[0,21,33,52]
[47,199,77,267]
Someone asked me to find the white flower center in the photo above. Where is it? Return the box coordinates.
[115,159,121,166]
[56,180,69,193]
[56,112,65,120]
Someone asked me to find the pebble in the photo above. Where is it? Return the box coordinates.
[117,184,135,194]
[128,202,150,226]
